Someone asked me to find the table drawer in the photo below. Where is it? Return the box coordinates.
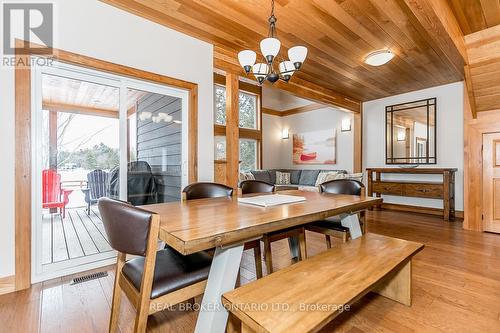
[372,182,403,195]
[403,183,443,199]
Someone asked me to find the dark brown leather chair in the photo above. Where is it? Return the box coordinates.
[240,180,275,195]
[98,197,211,333]
[306,179,366,248]
[182,182,265,279]
[182,182,233,200]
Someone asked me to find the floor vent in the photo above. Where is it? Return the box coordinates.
[70,271,108,285]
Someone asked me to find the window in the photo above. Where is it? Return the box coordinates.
[214,85,226,125]
[239,139,258,172]
[213,80,261,172]
[239,91,257,129]
[214,85,258,129]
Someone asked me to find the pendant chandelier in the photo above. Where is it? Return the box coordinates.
[237,0,308,85]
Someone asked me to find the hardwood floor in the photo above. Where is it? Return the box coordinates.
[1,210,499,332]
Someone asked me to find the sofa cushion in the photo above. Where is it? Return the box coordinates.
[299,170,321,186]
[290,170,302,184]
[250,170,272,183]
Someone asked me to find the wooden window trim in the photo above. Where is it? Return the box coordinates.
[14,40,199,291]
[213,73,262,169]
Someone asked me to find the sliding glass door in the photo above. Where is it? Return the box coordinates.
[31,60,189,282]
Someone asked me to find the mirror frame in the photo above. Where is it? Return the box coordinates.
[385,97,437,165]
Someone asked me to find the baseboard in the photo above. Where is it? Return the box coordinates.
[0,275,15,295]
[381,203,464,219]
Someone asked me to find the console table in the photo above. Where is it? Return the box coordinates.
[366,168,457,221]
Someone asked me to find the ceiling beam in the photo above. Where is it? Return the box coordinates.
[262,103,329,117]
[463,65,477,119]
[399,0,467,76]
[262,108,282,117]
[214,50,360,113]
[43,102,119,118]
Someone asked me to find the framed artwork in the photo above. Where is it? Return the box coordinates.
[292,129,336,165]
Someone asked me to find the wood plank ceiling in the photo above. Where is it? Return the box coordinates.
[447,0,500,35]
[101,0,467,105]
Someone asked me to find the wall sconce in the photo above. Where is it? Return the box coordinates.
[281,128,289,139]
[341,118,351,132]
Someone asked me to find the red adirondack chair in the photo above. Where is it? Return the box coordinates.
[42,169,73,218]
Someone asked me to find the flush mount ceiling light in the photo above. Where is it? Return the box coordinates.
[365,50,394,66]
[237,0,307,85]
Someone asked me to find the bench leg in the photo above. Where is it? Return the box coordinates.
[373,260,412,306]
[325,235,332,249]
[226,313,241,333]
[241,323,257,333]
[298,229,307,260]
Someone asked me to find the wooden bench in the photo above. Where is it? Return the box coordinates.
[222,233,424,333]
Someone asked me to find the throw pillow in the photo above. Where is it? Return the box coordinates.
[276,171,291,185]
[315,171,333,187]
[239,172,255,182]
[347,173,363,182]
[325,172,347,182]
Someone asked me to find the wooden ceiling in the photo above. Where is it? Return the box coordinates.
[42,73,148,117]
[101,0,469,108]
[447,0,500,35]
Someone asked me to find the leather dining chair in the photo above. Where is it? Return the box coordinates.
[240,179,275,195]
[238,180,307,276]
[305,179,366,248]
[98,197,212,333]
[182,182,264,279]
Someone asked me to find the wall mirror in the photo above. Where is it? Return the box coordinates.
[386,98,436,164]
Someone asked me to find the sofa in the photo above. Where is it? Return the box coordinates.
[245,169,350,192]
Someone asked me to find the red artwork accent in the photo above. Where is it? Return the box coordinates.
[300,152,317,161]
[42,169,73,218]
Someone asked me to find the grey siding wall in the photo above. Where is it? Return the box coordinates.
[136,93,182,202]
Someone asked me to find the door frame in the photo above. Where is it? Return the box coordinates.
[15,40,199,290]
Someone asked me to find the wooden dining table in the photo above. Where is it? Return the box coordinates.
[142,190,383,333]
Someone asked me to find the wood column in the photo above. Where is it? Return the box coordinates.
[225,73,239,190]
[353,108,362,173]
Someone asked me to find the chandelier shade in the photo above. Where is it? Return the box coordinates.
[237,0,307,85]
[288,46,308,68]
[260,37,281,62]
[238,50,257,73]
[252,63,269,83]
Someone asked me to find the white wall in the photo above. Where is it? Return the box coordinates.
[363,82,464,211]
[263,107,354,172]
[0,0,213,278]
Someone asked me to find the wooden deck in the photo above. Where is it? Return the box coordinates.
[42,207,113,266]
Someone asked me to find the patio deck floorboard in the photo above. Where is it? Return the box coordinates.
[42,207,113,266]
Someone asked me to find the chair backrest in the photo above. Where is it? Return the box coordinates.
[182,182,233,200]
[319,179,364,195]
[240,180,275,195]
[42,169,61,204]
[98,197,154,256]
[87,169,109,200]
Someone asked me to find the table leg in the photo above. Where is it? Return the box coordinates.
[194,244,244,333]
[340,213,362,239]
